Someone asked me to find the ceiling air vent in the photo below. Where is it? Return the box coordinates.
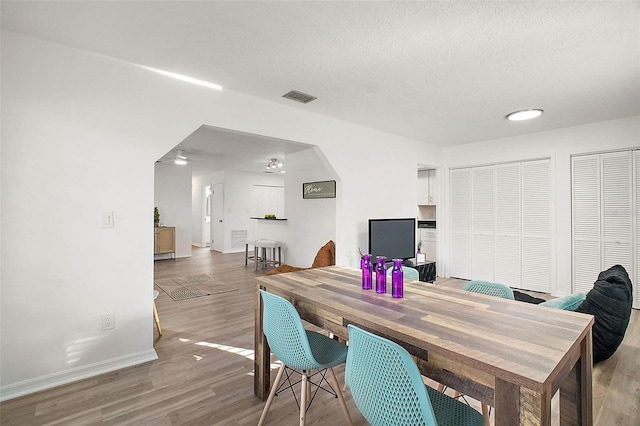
[282,90,317,104]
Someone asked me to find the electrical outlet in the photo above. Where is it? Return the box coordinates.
[101,313,115,330]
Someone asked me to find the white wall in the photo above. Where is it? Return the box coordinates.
[441,116,640,296]
[4,29,635,400]
[191,171,285,253]
[154,162,193,258]
[277,148,338,266]
[1,30,443,399]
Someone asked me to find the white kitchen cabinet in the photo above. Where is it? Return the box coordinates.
[252,185,285,219]
[419,228,437,260]
[427,169,437,205]
[417,169,436,205]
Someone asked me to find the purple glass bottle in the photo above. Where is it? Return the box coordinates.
[375,256,387,294]
[391,259,404,298]
[361,254,372,290]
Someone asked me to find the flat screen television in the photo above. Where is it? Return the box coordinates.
[368,218,416,265]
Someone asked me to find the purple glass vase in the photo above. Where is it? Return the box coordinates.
[391,259,404,298]
[361,254,372,290]
[375,256,387,294]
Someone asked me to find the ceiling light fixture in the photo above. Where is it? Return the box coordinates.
[140,65,223,91]
[506,108,544,121]
[174,149,188,165]
[266,158,285,171]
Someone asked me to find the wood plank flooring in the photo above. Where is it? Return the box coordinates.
[1,247,638,425]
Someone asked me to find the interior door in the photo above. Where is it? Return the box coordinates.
[202,185,211,247]
[211,183,224,252]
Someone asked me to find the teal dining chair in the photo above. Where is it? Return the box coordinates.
[345,324,485,426]
[436,279,515,423]
[462,280,514,299]
[258,290,353,426]
[386,265,420,281]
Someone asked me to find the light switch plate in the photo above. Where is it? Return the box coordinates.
[101,211,114,228]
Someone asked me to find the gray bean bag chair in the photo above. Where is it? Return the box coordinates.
[575,265,633,363]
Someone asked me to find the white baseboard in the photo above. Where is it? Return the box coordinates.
[223,247,246,254]
[0,349,158,402]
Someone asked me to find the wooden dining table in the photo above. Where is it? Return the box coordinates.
[254,266,594,425]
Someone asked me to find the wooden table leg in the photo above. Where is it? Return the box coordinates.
[494,378,520,426]
[560,329,593,426]
[495,379,551,426]
[254,286,270,400]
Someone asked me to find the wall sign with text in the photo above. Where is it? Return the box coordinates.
[302,180,336,199]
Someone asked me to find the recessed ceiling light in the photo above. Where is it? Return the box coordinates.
[506,109,544,121]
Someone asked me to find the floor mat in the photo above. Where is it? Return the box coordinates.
[154,275,238,301]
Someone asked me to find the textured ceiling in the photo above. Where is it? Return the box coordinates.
[2,1,639,170]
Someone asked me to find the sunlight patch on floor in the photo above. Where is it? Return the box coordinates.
[195,341,282,371]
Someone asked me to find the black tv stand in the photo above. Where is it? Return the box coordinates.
[414,261,436,283]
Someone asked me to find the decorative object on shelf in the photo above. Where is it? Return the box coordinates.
[416,252,426,263]
[303,180,336,199]
[417,240,422,253]
[361,254,372,290]
[375,256,387,294]
[391,259,404,298]
[154,207,160,227]
[264,214,276,219]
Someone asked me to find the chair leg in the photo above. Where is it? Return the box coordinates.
[438,383,460,399]
[299,370,308,426]
[482,403,490,425]
[258,363,286,426]
[327,367,353,426]
[153,301,162,336]
[438,383,486,424]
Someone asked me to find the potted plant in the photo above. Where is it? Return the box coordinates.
[154,207,160,227]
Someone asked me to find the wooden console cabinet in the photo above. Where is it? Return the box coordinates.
[154,226,175,259]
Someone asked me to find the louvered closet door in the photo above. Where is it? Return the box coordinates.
[634,151,639,308]
[450,169,472,279]
[495,163,522,287]
[521,160,551,293]
[572,155,602,293]
[602,151,633,281]
[471,167,495,281]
